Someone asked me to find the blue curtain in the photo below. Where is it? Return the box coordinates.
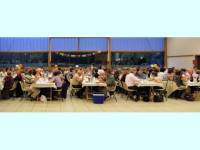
[0,37,164,52]
[111,38,164,51]
[79,37,107,51]
[51,38,78,51]
[0,37,48,51]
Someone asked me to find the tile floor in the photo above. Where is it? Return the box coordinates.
[0,94,200,112]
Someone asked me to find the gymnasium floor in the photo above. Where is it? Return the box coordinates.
[0,94,200,112]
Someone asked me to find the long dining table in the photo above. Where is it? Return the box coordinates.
[31,79,57,101]
[137,80,164,101]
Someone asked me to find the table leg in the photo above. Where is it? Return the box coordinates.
[150,87,154,102]
[86,87,88,100]
[50,88,52,101]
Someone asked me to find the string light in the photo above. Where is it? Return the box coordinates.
[55,51,102,58]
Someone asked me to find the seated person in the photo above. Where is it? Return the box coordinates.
[149,71,162,83]
[14,69,24,97]
[25,69,34,84]
[106,69,115,87]
[52,71,63,89]
[119,68,129,82]
[171,70,188,98]
[113,68,121,81]
[158,68,167,81]
[191,66,199,82]
[136,68,146,79]
[97,65,105,75]
[125,68,141,88]
[1,71,14,99]
[29,69,41,100]
[167,68,175,81]
[98,71,106,83]
[106,69,116,97]
[71,69,85,98]
[51,71,64,99]
[125,68,141,101]
[93,68,99,78]
[93,69,107,96]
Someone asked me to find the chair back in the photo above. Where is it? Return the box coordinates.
[19,81,25,91]
[107,82,117,92]
[122,82,128,90]
[19,81,30,91]
[10,81,17,91]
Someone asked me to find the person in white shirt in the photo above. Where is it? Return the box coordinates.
[192,66,199,82]
[125,68,141,88]
[125,68,141,101]
[157,68,167,81]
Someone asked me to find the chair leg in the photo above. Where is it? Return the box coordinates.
[114,93,117,102]
[126,91,130,101]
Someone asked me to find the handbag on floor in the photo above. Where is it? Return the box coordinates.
[193,91,200,101]
[153,94,164,102]
[184,94,194,101]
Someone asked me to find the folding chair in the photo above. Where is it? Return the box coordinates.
[121,82,137,101]
[107,82,117,102]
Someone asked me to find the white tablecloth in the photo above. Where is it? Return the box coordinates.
[32,82,57,89]
[138,80,163,88]
[188,82,200,87]
[0,80,3,90]
[82,78,107,87]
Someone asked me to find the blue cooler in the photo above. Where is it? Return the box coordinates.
[92,93,105,104]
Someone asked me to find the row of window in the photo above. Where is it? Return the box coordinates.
[0,52,164,68]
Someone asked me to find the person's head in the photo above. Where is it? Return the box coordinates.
[123,68,129,75]
[5,68,9,72]
[187,69,193,75]
[69,68,73,72]
[107,68,112,75]
[130,67,137,75]
[54,64,58,68]
[181,68,186,73]
[175,69,181,76]
[151,71,158,77]
[137,68,143,75]
[168,68,174,74]
[160,68,166,73]
[193,66,198,72]
[7,71,11,76]
[53,71,60,76]
[28,69,33,75]
[16,69,21,75]
[77,69,82,76]
[32,69,36,76]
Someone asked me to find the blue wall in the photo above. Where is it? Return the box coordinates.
[0,37,48,51]
[0,37,164,52]
[79,38,107,50]
[51,38,78,51]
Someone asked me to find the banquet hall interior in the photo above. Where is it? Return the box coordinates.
[0,37,199,112]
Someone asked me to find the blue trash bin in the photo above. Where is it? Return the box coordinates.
[92,93,105,104]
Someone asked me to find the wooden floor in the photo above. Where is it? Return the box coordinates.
[0,94,200,112]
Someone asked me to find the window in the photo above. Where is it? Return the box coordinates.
[0,52,48,67]
[112,52,164,67]
[51,51,107,67]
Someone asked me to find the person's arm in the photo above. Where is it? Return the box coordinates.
[75,75,83,83]
[132,75,141,85]
[154,77,162,83]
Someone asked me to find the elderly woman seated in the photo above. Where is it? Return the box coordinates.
[51,71,64,100]
[71,69,85,98]
[1,71,14,99]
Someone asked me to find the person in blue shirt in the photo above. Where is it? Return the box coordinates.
[136,68,146,79]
